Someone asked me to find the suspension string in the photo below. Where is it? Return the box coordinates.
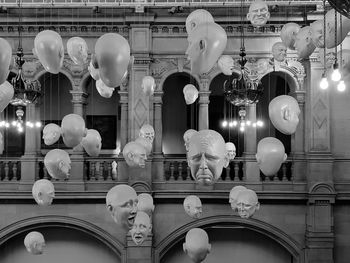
[323,0,326,74]
[334,8,338,61]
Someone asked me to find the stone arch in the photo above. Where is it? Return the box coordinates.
[207,66,241,88]
[154,215,304,263]
[81,71,93,93]
[309,182,335,194]
[158,69,200,92]
[35,68,75,90]
[0,215,126,262]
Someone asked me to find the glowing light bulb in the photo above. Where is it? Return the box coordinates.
[332,68,341,82]
[239,126,245,132]
[319,75,329,90]
[241,121,246,127]
[17,126,23,133]
[257,120,263,127]
[246,120,251,126]
[232,121,238,126]
[12,121,17,126]
[337,80,346,92]
[252,123,257,127]
[35,122,42,128]
[5,123,10,128]
[229,121,234,127]
[222,120,228,127]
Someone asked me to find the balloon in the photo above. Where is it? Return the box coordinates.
[183,129,197,152]
[135,136,152,156]
[61,114,87,148]
[183,195,202,219]
[34,30,64,74]
[42,123,61,145]
[310,20,325,48]
[129,211,152,246]
[0,81,14,112]
[122,141,147,168]
[0,38,12,85]
[325,9,350,49]
[186,22,227,75]
[229,185,247,212]
[32,179,55,206]
[247,0,270,27]
[236,189,260,218]
[294,26,316,59]
[44,149,71,180]
[256,137,287,176]
[137,193,155,217]
[218,55,234,75]
[318,47,336,69]
[67,37,88,65]
[271,42,287,62]
[95,33,130,88]
[141,76,156,96]
[183,228,211,263]
[186,9,214,35]
[88,55,100,81]
[139,124,155,143]
[183,84,198,105]
[225,142,236,160]
[24,231,45,255]
[96,79,114,98]
[81,129,102,157]
[280,23,300,50]
[269,95,300,135]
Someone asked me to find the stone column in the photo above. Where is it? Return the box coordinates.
[243,104,260,185]
[198,91,210,131]
[152,90,164,181]
[118,90,129,152]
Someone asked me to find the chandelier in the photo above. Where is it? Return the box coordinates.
[223,0,263,107]
[327,0,350,20]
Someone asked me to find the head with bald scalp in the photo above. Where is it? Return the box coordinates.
[183,228,211,263]
[184,195,203,219]
[236,189,260,218]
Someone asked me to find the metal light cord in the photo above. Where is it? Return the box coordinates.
[334,6,338,65]
[323,0,326,74]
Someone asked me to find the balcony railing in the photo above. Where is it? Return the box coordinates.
[0,158,21,182]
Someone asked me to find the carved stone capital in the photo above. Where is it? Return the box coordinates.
[118,91,129,104]
[153,91,164,104]
[62,59,87,79]
[198,91,211,104]
[70,90,88,105]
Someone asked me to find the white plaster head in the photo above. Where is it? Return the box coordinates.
[294,26,316,59]
[186,22,227,75]
[88,56,100,81]
[247,0,270,27]
[280,23,301,50]
[0,132,3,155]
[325,9,350,49]
[256,137,287,176]
[271,42,287,62]
[44,149,71,180]
[42,123,61,146]
[135,136,152,156]
[61,113,87,148]
[318,47,336,69]
[183,129,198,152]
[24,231,46,255]
[96,79,114,98]
[67,37,88,65]
[81,129,102,157]
[0,81,14,113]
[34,30,64,74]
[236,189,260,218]
[225,142,236,161]
[268,95,300,135]
[129,211,152,246]
[0,38,12,85]
[139,124,155,143]
[183,228,211,263]
[229,185,247,212]
[106,184,138,230]
[185,9,214,35]
[137,193,154,217]
[122,141,147,168]
[183,195,203,219]
[310,20,325,48]
[32,179,55,206]
[187,129,229,185]
[141,76,156,96]
[218,55,234,76]
[183,84,199,105]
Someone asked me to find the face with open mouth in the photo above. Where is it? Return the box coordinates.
[129,211,152,246]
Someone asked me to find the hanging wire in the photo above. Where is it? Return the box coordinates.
[323,0,327,74]
[334,6,338,64]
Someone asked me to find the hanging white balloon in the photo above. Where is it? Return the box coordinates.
[96,79,114,98]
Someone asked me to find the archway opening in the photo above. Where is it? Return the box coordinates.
[162,72,199,155]
[39,72,72,150]
[258,72,292,155]
[209,73,244,157]
[161,226,295,263]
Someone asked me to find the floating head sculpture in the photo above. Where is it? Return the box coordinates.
[137,193,154,217]
[225,142,236,161]
[141,76,156,96]
[185,9,214,35]
[229,185,247,212]
[0,38,12,85]
[294,26,316,59]
[183,195,203,219]
[187,129,229,185]
[310,20,325,48]
[269,95,300,135]
[42,123,61,146]
[139,124,155,143]
[24,231,46,255]
[218,55,234,76]
[247,0,270,27]
[183,129,198,152]
[271,42,287,62]
[135,136,152,156]
[186,22,227,75]
[280,23,301,50]
[256,137,287,176]
[61,113,87,148]
[34,30,64,74]
[129,211,152,246]
[183,228,211,263]
[32,179,55,206]
[44,149,71,180]
[106,184,138,230]
[0,81,14,113]
[67,37,88,65]
[88,56,100,81]
[183,84,199,105]
[122,141,147,168]
[81,129,102,157]
[236,188,260,218]
[325,9,350,49]
[96,79,114,98]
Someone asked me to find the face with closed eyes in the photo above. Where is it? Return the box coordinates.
[184,195,203,219]
[236,189,260,218]
[247,0,270,27]
[106,185,138,231]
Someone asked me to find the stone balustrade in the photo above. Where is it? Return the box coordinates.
[0,158,21,181]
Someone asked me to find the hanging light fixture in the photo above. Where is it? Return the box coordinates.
[319,0,329,90]
[223,0,264,108]
[8,0,42,132]
[331,6,342,82]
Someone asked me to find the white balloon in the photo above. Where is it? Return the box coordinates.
[141,76,156,96]
[218,55,234,75]
[96,79,114,98]
[186,9,214,35]
[183,84,198,105]
[67,37,88,65]
[0,81,14,112]
[81,129,102,157]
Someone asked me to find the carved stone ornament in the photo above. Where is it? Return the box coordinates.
[150,58,179,78]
